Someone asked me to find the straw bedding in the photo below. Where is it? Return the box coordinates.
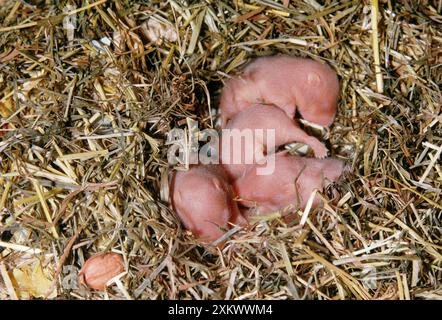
[0,0,441,300]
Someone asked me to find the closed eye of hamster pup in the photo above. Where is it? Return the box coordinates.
[233,152,345,217]
[220,104,329,180]
[219,55,340,129]
[170,165,247,244]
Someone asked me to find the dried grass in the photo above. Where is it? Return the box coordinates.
[0,0,441,300]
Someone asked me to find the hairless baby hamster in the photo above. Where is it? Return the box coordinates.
[170,165,246,244]
[219,55,340,133]
[233,152,345,217]
[220,104,329,180]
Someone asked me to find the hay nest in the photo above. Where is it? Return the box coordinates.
[0,0,441,300]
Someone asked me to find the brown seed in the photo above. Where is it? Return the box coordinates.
[78,253,125,291]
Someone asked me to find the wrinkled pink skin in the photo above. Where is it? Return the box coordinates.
[233,152,345,216]
[220,104,329,180]
[170,165,247,244]
[219,56,340,153]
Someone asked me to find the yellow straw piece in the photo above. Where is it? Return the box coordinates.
[371,0,384,93]
[31,179,59,239]
[57,150,109,161]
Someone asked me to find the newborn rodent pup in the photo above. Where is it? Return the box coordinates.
[170,165,246,244]
[233,152,345,217]
[221,104,329,180]
[219,55,340,129]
